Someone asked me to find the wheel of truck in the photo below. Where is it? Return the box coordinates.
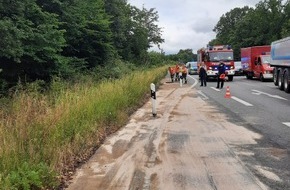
[278,70,284,90]
[228,75,233,81]
[246,73,253,79]
[260,74,264,82]
[273,68,278,86]
[283,70,290,93]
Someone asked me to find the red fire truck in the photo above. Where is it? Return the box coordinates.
[197,45,235,81]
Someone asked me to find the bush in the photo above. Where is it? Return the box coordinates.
[0,162,59,190]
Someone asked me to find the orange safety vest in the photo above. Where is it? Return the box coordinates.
[179,66,187,74]
[168,67,176,74]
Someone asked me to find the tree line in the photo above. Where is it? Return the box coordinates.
[0,0,165,91]
[3,0,286,91]
[210,0,290,60]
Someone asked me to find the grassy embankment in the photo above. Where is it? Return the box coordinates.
[0,66,167,189]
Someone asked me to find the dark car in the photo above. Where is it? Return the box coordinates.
[234,61,243,76]
[187,62,198,75]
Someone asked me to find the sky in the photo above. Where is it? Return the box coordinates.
[128,0,262,55]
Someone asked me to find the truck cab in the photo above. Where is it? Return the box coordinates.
[253,54,273,81]
[241,46,273,81]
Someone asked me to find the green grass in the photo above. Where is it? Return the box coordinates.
[0,66,167,189]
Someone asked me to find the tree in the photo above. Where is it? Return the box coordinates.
[0,0,66,82]
[213,6,252,60]
[211,0,286,60]
[213,6,252,45]
[176,49,195,63]
[104,0,132,60]
[279,0,290,38]
[60,0,114,69]
[128,5,164,63]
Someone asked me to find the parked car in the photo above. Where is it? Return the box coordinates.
[187,62,198,75]
[234,61,243,76]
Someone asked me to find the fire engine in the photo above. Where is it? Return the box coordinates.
[197,45,235,81]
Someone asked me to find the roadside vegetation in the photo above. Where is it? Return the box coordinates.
[0,64,168,189]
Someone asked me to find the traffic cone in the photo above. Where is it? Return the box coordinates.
[224,86,231,98]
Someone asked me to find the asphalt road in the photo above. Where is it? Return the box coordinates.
[188,74,290,189]
[188,75,290,148]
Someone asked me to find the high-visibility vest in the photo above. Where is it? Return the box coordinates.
[175,65,180,73]
[169,67,176,74]
[182,67,187,74]
[179,66,187,74]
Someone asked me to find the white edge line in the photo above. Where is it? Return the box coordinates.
[282,122,290,127]
[211,87,220,91]
[187,75,199,88]
[197,90,209,100]
[231,96,254,106]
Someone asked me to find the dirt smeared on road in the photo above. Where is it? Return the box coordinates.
[66,79,269,190]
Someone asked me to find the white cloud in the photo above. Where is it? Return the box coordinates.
[128,0,261,54]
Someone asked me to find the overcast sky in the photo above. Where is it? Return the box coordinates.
[128,0,262,55]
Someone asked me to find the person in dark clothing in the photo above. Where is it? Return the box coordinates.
[199,64,207,87]
[216,62,226,89]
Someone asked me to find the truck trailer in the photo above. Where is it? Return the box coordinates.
[241,46,273,81]
[270,37,290,93]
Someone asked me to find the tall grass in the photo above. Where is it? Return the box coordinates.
[0,66,167,189]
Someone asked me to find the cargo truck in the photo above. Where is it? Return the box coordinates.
[270,37,290,93]
[241,46,273,81]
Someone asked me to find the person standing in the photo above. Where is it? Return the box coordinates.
[199,64,207,87]
[181,64,188,84]
[216,62,226,89]
[168,66,176,82]
[175,63,180,81]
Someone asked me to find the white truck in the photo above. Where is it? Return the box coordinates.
[270,37,290,93]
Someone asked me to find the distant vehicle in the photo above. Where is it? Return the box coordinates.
[234,61,243,76]
[187,62,198,75]
[197,45,235,81]
[241,46,273,81]
[270,36,290,93]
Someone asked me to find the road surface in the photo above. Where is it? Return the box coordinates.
[66,77,277,190]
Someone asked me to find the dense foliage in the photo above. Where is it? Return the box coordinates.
[210,0,290,60]
[166,49,197,63]
[0,0,165,92]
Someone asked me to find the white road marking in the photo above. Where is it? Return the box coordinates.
[252,89,287,100]
[197,90,209,100]
[211,87,220,91]
[282,122,290,127]
[231,96,254,106]
[187,75,199,88]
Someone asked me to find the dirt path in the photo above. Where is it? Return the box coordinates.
[66,79,269,190]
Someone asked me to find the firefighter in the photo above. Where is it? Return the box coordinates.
[199,63,207,87]
[180,64,188,84]
[216,62,226,89]
[168,66,176,82]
